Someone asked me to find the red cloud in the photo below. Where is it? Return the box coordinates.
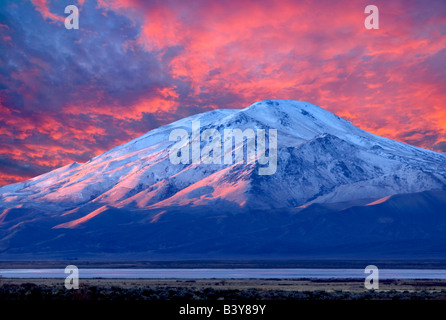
[98,0,445,151]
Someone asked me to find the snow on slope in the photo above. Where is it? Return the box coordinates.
[1,99,445,216]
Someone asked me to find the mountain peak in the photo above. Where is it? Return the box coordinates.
[244,99,335,118]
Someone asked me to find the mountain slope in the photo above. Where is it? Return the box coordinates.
[1,189,446,259]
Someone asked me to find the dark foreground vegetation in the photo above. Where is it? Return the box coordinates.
[1,282,446,301]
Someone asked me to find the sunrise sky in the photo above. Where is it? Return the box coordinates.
[0,0,445,186]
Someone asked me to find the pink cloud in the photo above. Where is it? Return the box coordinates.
[30,0,65,22]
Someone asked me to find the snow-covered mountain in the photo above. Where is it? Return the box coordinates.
[1,99,446,259]
[2,99,445,210]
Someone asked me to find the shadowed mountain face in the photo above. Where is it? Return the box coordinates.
[1,99,446,259]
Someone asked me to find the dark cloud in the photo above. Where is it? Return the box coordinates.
[0,0,175,113]
[433,141,446,153]
[0,156,54,180]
